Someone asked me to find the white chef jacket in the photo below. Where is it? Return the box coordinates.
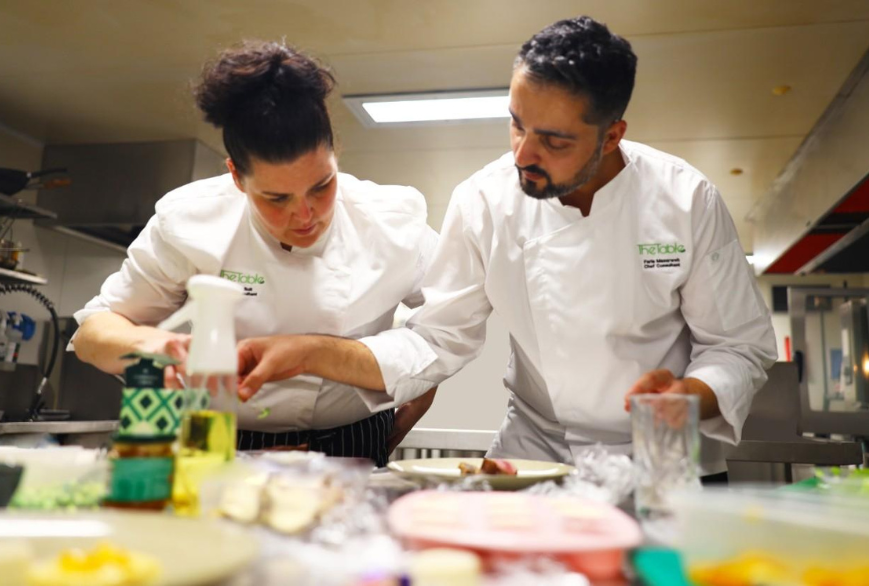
[359,140,777,473]
[72,172,438,432]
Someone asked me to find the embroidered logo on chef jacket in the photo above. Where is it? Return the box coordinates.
[220,269,265,296]
[637,242,686,270]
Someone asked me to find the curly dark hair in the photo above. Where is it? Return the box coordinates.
[194,40,336,175]
[515,16,637,127]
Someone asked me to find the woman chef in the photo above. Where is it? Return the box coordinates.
[71,41,438,467]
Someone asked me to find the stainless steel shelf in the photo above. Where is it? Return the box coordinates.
[728,439,864,466]
[0,193,57,221]
[0,420,118,435]
[0,267,47,285]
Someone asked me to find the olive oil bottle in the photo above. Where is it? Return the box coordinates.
[158,276,243,516]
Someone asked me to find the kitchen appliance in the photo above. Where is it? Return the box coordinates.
[789,287,869,457]
[838,298,869,406]
[36,140,224,247]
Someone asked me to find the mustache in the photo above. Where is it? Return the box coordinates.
[516,165,551,182]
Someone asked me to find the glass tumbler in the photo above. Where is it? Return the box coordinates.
[630,393,700,518]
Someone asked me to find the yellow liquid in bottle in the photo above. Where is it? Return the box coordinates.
[173,409,236,516]
[182,410,236,461]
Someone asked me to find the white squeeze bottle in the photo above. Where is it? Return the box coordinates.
[158,275,244,515]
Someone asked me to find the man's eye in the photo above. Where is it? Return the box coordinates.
[546,139,569,151]
[268,195,289,204]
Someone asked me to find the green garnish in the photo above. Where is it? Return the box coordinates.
[257,408,271,419]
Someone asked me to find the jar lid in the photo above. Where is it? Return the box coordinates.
[120,352,180,387]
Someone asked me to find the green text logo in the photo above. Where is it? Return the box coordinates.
[637,243,686,255]
[220,270,265,285]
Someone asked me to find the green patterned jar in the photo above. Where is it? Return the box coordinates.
[117,353,183,441]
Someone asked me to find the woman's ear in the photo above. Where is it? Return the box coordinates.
[227,158,245,192]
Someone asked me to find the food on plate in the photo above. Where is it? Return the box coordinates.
[408,548,482,586]
[218,480,263,524]
[457,458,518,476]
[9,480,105,511]
[480,458,518,475]
[457,462,479,476]
[218,470,344,534]
[27,542,160,586]
[689,552,869,586]
[263,478,328,534]
[810,467,869,498]
[0,540,34,586]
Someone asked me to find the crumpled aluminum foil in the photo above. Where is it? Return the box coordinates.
[524,444,635,505]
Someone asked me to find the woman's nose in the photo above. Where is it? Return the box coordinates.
[294,198,314,223]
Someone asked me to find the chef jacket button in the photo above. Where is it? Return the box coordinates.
[712,252,720,262]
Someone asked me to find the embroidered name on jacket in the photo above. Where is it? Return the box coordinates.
[220,269,265,296]
[637,243,686,270]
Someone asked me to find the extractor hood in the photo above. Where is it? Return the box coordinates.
[750,49,869,275]
[35,140,226,248]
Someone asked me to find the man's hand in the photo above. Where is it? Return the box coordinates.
[237,335,310,401]
[387,387,437,455]
[624,368,720,420]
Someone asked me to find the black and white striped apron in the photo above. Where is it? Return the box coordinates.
[236,409,394,467]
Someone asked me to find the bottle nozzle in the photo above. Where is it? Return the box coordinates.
[157,302,195,331]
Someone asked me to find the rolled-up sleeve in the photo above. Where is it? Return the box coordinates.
[401,224,440,309]
[70,214,194,346]
[680,184,778,444]
[356,181,493,411]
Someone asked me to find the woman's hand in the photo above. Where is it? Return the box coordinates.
[133,331,191,389]
[74,311,190,385]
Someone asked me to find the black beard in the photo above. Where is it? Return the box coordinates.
[517,140,605,200]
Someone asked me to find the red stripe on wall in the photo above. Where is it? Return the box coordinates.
[765,233,845,273]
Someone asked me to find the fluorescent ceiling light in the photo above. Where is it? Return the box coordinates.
[344,89,509,127]
[364,96,509,123]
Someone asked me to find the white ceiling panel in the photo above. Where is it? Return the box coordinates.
[0,0,867,254]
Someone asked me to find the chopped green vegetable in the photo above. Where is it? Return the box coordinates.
[10,481,105,511]
[257,408,271,419]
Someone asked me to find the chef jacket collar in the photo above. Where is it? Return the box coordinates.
[545,141,635,221]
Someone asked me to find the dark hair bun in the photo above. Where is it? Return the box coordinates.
[194,40,335,128]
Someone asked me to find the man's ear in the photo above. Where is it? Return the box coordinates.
[602,119,627,156]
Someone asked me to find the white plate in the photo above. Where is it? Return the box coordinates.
[0,510,258,586]
[387,457,575,490]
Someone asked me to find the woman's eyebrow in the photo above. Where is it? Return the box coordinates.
[261,171,335,197]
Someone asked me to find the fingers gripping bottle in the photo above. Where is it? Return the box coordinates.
[158,275,244,515]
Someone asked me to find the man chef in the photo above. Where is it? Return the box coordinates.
[235,16,777,477]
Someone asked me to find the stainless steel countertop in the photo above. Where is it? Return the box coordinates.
[0,420,118,434]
